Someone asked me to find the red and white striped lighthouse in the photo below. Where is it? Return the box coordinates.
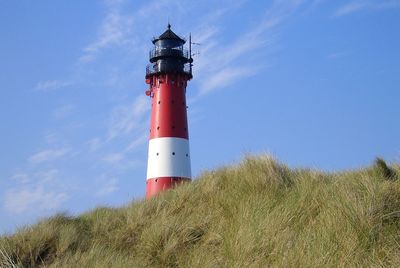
[144,25,193,198]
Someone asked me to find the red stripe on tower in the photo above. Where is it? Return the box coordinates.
[144,24,193,199]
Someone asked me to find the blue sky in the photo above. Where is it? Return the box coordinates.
[1,0,399,234]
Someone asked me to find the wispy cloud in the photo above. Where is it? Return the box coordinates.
[194,0,305,96]
[137,0,179,18]
[87,137,103,152]
[102,153,125,164]
[126,134,148,152]
[108,95,149,140]
[34,80,72,91]
[96,177,119,197]
[104,0,126,6]
[37,169,60,183]
[29,148,69,164]
[4,189,68,214]
[52,104,75,120]
[334,0,400,17]
[11,173,30,184]
[4,169,68,214]
[199,67,256,96]
[100,139,146,169]
[79,2,134,63]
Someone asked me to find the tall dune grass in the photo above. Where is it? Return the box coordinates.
[1,155,399,267]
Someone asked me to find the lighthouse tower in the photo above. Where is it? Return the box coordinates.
[145,25,193,198]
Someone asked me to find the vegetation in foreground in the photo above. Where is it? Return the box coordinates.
[1,155,400,267]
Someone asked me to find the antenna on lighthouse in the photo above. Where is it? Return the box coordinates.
[189,33,193,75]
[188,34,201,76]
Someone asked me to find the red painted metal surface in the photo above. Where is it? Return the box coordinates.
[149,74,189,140]
[146,177,190,198]
[146,73,191,199]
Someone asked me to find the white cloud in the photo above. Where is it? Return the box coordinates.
[96,177,119,196]
[126,134,148,152]
[43,132,60,144]
[137,0,172,18]
[334,0,400,17]
[11,173,30,184]
[52,104,75,120]
[36,169,59,183]
[194,0,303,96]
[4,188,68,214]
[102,153,125,164]
[335,1,369,16]
[87,137,103,152]
[104,0,126,6]
[79,5,134,63]
[4,169,68,214]
[199,67,256,96]
[29,148,69,164]
[101,151,143,171]
[108,95,149,140]
[34,80,72,91]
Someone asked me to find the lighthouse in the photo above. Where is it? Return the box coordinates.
[145,25,193,198]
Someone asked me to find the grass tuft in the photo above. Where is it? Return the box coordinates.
[374,157,397,181]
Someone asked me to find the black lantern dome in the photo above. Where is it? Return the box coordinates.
[146,24,192,78]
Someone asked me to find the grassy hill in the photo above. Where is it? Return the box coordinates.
[1,155,400,267]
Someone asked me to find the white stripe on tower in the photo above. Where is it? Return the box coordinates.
[146,137,191,179]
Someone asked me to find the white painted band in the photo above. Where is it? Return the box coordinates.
[146,137,191,179]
